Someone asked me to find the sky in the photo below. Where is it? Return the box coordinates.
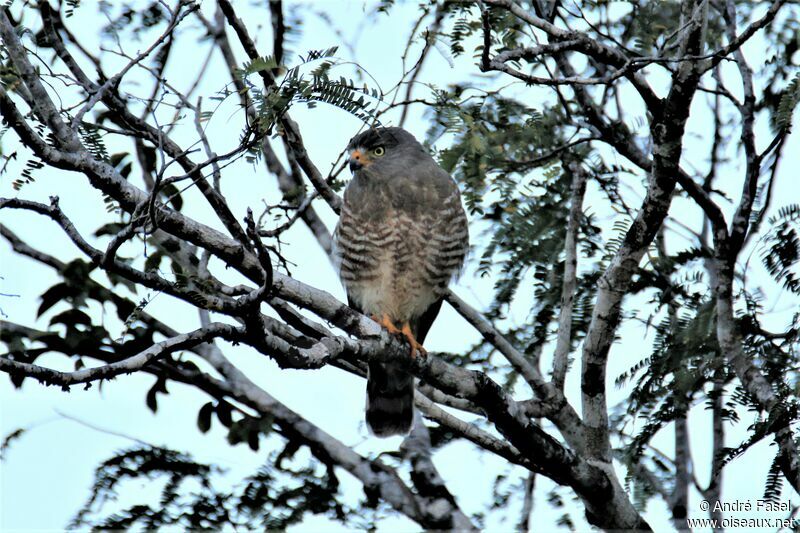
[1,1,799,531]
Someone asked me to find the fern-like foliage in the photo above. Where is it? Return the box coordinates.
[774,72,800,132]
[761,204,800,293]
[68,445,360,530]
[239,46,383,133]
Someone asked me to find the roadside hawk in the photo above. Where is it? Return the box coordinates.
[333,126,469,436]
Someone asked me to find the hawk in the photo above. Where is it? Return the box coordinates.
[333,127,469,436]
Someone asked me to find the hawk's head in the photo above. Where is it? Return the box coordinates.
[346,127,423,173]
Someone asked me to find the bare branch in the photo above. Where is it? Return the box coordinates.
[400,415,477,529]
[202,6,334,255]
[517,472,536,532]
[70,2,198,129]
[216,0,343,214]
[713,261,800,494]
[702,0,792,72]
[0,9,82,152]
[397,4,445,128]
[444,292,543,389]
[444,291,586,452]
[195,336,448,528]
[577,0,707,462]
[0,323,242,388]
[721,0,759,259]
[0,197,245,315]
[23,8,253,248]
[552,162,586,390]
[414,392,530,469]
[484,0,661,107]
[417,382,483,415]
[267,0,285,65]
[0,224,62,269]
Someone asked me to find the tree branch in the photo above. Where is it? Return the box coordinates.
[215,0,342,213]
[0,322,243,388]
[444,291,586,452]
[400,414,477,529]
[552,162,586,390]
[30,7,253,249]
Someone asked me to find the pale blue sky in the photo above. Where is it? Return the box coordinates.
[1,1,799,531]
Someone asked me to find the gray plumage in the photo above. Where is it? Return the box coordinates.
[333,127,469,437]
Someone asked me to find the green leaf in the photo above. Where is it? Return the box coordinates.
[109,152,129,167]
[94,222,126,237]
[247,430,259,451]
[776,73,800,131]
[144,251,164,272]
[243,56,280,75]
[145,386,158,413]
[112,299,136,322]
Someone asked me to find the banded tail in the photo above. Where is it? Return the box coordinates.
[366,360,414,436]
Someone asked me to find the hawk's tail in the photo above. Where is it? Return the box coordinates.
[366,360,414,437]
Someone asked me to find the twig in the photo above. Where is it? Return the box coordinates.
[517,472,536,531]
[70,2,198,129]
[241,208,274,307]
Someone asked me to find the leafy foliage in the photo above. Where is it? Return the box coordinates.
[68,445,356,530]
[240,46,383,133]
[761,205,800,293]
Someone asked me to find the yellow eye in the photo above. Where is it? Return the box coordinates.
[372,146,385,157]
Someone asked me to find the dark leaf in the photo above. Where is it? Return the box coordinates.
[197,402,214,433]
[37,283,72,317]
[216,401,233,427]
[49,309,93,329]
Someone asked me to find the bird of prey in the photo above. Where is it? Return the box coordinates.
[333,126,469,436]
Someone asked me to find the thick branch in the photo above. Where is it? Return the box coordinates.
[0,197,246,315]
[400,415,477,529]
[195,338,430,527]
[414,392,530,469]
[270,277,649,529]
[444,291,586,452]
[714,261,800,494]
[562,2,707,462]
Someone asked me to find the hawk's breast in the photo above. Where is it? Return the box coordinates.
[334,183,467,322]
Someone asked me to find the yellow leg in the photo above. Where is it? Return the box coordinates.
[400,321,427,360]
[373,313,402,335]
[371,314,426,359]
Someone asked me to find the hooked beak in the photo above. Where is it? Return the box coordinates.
[349,149,364,172]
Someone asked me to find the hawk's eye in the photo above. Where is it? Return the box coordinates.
[372,146,385,157]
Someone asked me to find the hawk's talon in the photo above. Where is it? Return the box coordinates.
[373,315,426,359]
[400,322,426,360]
